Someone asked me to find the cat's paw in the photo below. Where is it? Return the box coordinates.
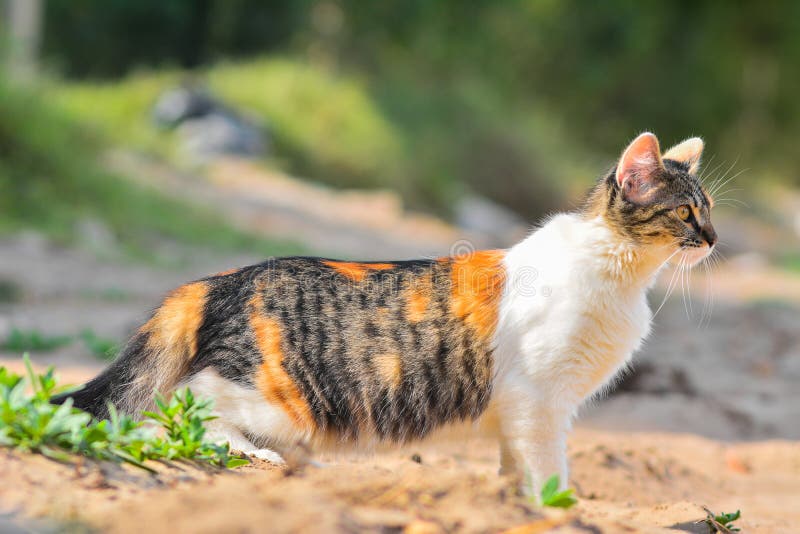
[245,448,286,465]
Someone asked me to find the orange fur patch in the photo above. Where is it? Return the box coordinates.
[372,353,403,389]
[405,274,432,323]
[213,268,239,277]
[322,261,395,281]
[448,250,506,341]
[249,296,315,430]
[142,281,208,360]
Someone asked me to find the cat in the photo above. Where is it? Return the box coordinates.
[57,132,716,493]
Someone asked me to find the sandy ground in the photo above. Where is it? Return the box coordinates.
[2,162,799,532]
[1,423,798,533]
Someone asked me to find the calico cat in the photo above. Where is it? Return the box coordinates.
[58,132,716,492]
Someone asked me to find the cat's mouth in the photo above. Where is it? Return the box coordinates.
[678,243,714,266]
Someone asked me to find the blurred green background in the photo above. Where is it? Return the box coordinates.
[1,0,798,257]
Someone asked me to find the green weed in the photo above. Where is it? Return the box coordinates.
[142,389,249,467]
[701,508,741,533]
[2,328,72,352]
[538,475,578,509]
[0,355,248,470]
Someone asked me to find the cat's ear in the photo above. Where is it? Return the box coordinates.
[616,132,664,204]
[663,137,704,174]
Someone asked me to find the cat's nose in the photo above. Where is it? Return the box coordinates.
[701,224,717,247]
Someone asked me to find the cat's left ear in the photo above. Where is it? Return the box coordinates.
[616,132,664,204]
[663,137,704,174]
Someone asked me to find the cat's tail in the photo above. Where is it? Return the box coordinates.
[52,282,209,420]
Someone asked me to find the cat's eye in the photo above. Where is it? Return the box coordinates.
[676,205,691,221]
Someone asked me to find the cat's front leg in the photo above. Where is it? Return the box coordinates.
[499,403,571,497]
[498,437,518,476]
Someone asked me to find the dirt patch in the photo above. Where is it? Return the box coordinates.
[2,430,798,533]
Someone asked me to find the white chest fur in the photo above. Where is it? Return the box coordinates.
[493,214,660,409]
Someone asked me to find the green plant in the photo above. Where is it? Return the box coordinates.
[79,329,119,360]
[2,328,72,352]
[0,360,79,458]
[538,475,578,509]
[142,388,248,467]
[701,508,741,533]
[0,355,248,470]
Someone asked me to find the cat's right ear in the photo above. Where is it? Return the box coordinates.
[663,137,704,175]
[616,132,664,205]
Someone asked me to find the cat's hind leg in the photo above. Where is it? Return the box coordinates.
[203,419,286,464]
[181,368,298,465]
[204,418,258,452]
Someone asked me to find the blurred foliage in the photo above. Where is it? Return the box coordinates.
[779,252,800,274]
[79,329,119,361]
[208,59,403,189]
[48,58,403,191]
[43,0,304,77]
[0,280,21,304]
[328,1,800,191]
[45,57,576,217]
[28,1,800,217]
[45,71,178,156]
[0,79,303,259]
[1,328,71,353]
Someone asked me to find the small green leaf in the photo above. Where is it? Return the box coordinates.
[226,457,250,468]
[537,475,578,509]
[542,491,577,509]
[716,510,741,525]
[540,474,559,501]
[704,508,742,533]
[22,354,39,394]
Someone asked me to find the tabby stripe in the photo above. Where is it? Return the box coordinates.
[637,207,671,225]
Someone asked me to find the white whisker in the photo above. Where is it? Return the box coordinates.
[679,257,691,320]
[702,158,729,190]
[697,153,717,185]
[714,198,749,208]
[708,160,745,198]
[699,255,714,328]
[715,187,743,196]
[652,251,683,320]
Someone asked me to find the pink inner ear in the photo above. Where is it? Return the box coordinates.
[617,133,662,187]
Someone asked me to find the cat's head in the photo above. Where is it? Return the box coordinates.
[593,132,717,266]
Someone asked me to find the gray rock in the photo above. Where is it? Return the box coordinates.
[152,87,217,128]
[455,195,528,247]
[178,113,264,162]
[152,86,267,162]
